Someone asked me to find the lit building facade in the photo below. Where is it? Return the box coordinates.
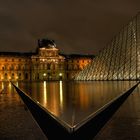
[0,39,93,81]
[64,54,93,79]
[0,52,31,81]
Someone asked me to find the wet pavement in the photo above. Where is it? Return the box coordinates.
[0,89,47,140]
[94,85,140,140]
[0,81,140,140]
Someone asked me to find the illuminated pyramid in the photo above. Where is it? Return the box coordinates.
[75,13,140,80]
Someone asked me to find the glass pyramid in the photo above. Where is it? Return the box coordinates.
[75,13,140,81]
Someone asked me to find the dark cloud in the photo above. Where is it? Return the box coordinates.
[0,0,140,54]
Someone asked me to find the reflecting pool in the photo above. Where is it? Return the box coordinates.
[8,81,136,126]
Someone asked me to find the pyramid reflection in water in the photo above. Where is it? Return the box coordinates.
[12,82,139,140]
[75,13,140,80]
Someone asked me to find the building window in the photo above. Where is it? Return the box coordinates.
[47,63,51,70]
[5,73,7,79]
[18,65,21,70]
[37,73,39,79]
[25,73,28,79]
[12,73,14,79]
[19,73,21,79]
[11,65,14,70]
[2,67,5,70]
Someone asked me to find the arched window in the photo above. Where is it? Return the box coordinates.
[18,65,21,70]
[47,63,51,70]
[12,73,14,79]
[4,73,7,79]
[37,73,39,79]
[25,73,28,79]
[10,65,14,70]
[19,73,21,79]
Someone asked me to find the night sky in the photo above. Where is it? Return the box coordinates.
[0,0,140,55]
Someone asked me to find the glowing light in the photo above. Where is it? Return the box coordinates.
[2,82,4,89]
[9,82,11,90]
[59,81,63,109]
[59,73,62,76]
[16,82,18,87]
[43,73,46,76]
[43,81,47,105]
[41,47,46,50]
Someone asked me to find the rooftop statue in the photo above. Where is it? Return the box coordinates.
[38,38,56,48]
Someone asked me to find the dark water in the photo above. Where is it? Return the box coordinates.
[0,81,137,127]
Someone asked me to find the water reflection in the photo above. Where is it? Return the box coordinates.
[59,81,63,110]
[43,81,47,106]
[14,81,136,126]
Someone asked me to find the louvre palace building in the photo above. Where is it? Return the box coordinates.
[0,39,93,81]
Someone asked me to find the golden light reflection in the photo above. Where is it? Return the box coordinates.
[16,81,18,87]
[2,82,4,90]
[9,82,11,90]
[59,81,63,109]
[43,81,47,106]
[78,84,89,109]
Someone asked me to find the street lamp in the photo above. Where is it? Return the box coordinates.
[59,73,62,80]
[59,73,62,76]
[43,73,46,76]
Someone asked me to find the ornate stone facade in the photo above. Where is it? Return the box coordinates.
[0,39,93,81]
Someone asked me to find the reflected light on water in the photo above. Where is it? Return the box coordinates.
[43,81,47,106]
[59,81,63,109]
[16,81,137,126]
[9,82,12,90]
[2,82,4,90]
[16,82,18,87]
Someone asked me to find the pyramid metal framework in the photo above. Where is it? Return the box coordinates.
[75,13,140,81]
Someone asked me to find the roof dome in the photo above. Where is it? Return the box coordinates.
[38,38,56,48]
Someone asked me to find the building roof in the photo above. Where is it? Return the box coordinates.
[61,54,95,59]
[0,52,35,57]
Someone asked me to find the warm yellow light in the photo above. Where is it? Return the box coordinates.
[59,81,63,109]
[43,81,47,105]
[16,82,18,87]
[59,73,62,76]
[43,73,46,76]
[41,47,46,50]
[9,82,11,89]
[2,82,4,89]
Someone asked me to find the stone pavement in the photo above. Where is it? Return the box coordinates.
[94,86,140,140]
[0,89,47,140]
